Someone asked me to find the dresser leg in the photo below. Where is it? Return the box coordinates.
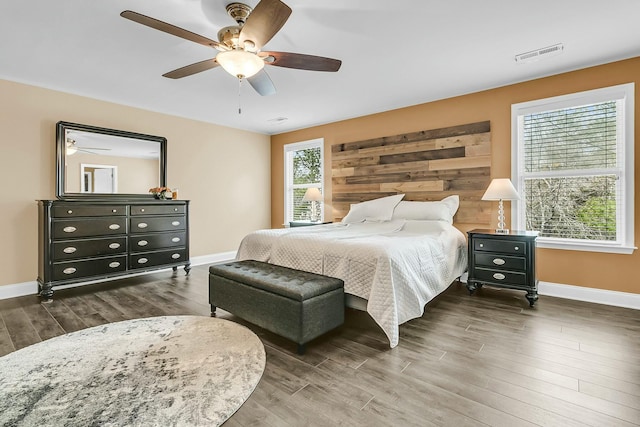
[184,263,191,275]
[525,291,538,307]
[39,284,54,302]
[466,281,478,295]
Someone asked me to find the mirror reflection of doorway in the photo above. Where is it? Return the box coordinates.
[81,164,118,193]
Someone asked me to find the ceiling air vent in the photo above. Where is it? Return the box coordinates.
[515,43,564,63]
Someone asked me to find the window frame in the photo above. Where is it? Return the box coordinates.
[283,138,324,225]
[511,83,635,254]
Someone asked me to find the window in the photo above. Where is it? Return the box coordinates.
[284,139,324,223]
[512,83,635,254]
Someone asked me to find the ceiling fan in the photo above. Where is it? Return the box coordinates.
[120,0,342,96]
[66,138,111,155]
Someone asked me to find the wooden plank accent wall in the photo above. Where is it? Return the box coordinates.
[331,121,492,224]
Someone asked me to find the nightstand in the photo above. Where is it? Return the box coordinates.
[466,229,539,307]
[289,220,332,227]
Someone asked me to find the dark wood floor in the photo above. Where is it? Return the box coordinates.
[1,266,639,426]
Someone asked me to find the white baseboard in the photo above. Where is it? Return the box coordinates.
[538,281,640,310]
[0,251,237,301]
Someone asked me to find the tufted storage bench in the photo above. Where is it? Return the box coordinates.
[209,260,345,354]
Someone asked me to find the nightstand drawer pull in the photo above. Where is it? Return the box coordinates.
[67,210,73,214]
[140,208,145,213]
[171,253,181,259]
[493,273,506,280]
[63,267,77,275]
[171,221,181,226]
[137,240,148,247]
[108,224,120,230]
[109,242,121,249]
[514,246,519,251]
[137,258,148,264]
[479,243,484,248]
[63,246,77,254]
[63,226,77,233]
[171,237,181,243]
[108,262,120,268]
[137,222,148,229]
[492,258,506,266]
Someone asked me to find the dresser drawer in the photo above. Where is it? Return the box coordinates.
[131,205,185,216]
[52,237,127,260]
[130,216,186,233]
[52,256,127,281]
[52,217,127,239]
[129,232,186,252]
[474,253,525,271]
[474,238,527,255]
[52,205,126,217]
[130,249,187,269]
[474,267,528,287]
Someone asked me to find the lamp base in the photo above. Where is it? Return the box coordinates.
[495,228,510,234]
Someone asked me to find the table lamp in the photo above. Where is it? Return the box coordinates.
[482,178,520,234]
[302,187,323,222]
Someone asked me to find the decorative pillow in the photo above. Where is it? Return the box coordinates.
[342,194,405,224]
[391,195,460,223]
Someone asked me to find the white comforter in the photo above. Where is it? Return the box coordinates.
[236,220,467,348]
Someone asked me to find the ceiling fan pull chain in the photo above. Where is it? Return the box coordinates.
[238,78,242,114]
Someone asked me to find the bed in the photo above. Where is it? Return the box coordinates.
[236,194,468,348]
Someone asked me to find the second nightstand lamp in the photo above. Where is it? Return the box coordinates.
[302,187,323,222]
[482,178,520,234]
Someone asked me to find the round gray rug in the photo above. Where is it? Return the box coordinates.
[0,316,265,426]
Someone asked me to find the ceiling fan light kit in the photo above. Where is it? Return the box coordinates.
[121,0,341,97]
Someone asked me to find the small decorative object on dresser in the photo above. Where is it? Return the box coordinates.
[37,200,190,300]
[466,229,538,306]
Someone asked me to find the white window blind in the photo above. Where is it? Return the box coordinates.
[284,139,323,224]
[512,84,635,254]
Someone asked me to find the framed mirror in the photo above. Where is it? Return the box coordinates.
[56,121,167,200]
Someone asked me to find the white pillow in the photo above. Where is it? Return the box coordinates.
[342,194,405,224]
[391,195,460,223]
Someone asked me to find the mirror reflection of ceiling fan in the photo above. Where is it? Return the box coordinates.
[66,138,111,156]
[120,0,342,97]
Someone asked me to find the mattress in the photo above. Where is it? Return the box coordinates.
[236,220,468,347]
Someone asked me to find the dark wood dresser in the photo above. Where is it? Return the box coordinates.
[38,200,190,299]
[466,229,538,306]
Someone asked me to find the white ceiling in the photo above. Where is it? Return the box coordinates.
[2,0,640,135]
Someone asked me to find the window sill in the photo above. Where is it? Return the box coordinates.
[537,239,637,254]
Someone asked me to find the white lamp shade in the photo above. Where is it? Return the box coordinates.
[215,50,264,78]
[302,187,323,202]
[482,178,520,201]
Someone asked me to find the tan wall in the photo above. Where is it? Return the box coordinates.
[0,79,270,287]
[271,57,640,295]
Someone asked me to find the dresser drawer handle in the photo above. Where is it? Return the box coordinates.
[514,246,519,251]
[63,267,77,275]
[108,242,121,249]
[112,209,117,213]
[140,208,145,213]
[171,221,180,226]
[63,226,77,233]
[137,222,148,229]
[493,273,506,280]
[174,208,178,212]
[137,258,148,264]
[479,243,484,248]
[67,210,73,214]
[138,240,148,246]
[171,253,181,259]
[108,261,121,268]
[171,237,181,243]
[63,247,77,254]
[108,224,120,230]
[492,258,505,266]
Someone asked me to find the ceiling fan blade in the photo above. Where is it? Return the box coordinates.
[247,70,276,96]
[162,58,219,79]
[262,51,342,72]
[239,0,292,50]
[121,10,226,51]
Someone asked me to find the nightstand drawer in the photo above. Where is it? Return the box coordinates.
[474,238,527,255]
[474,268,527,286]
[474,253,525,271]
